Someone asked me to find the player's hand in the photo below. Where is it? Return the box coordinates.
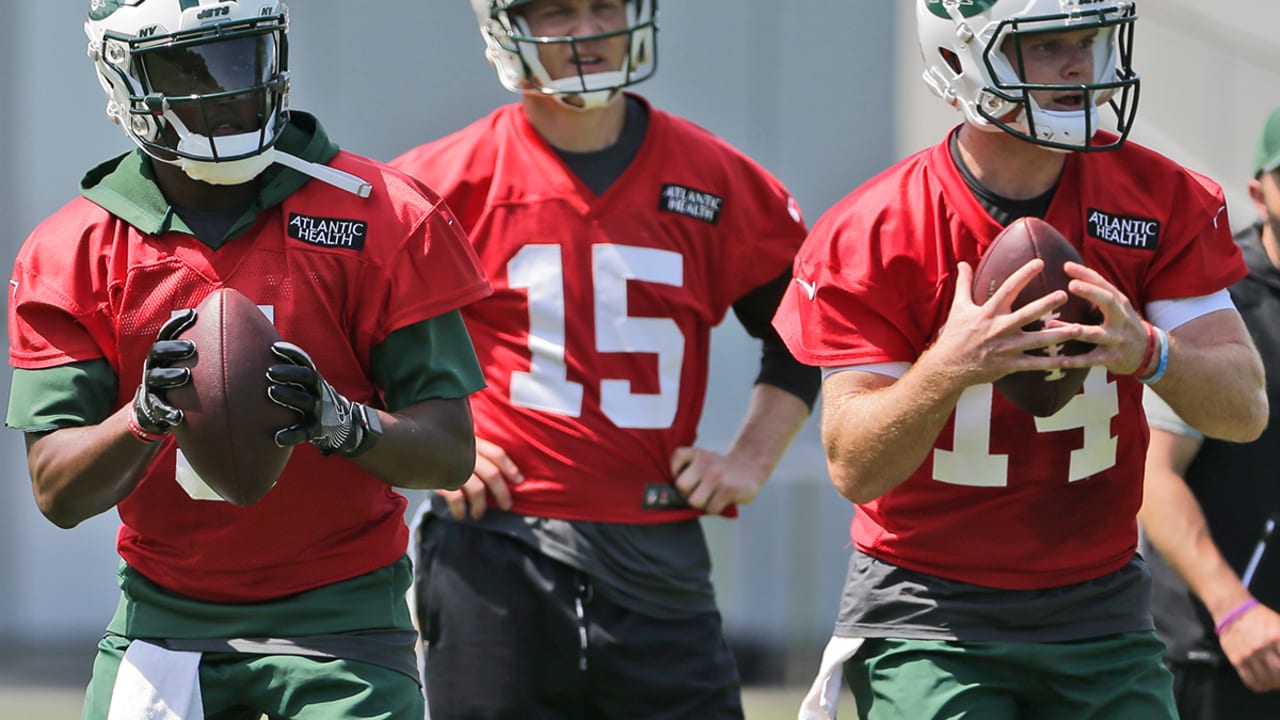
[922,260,1079,388]
[1219,601,1280,693]
[1057,261,1150,375]
[670,446,766,515]
[132,310,197,437]
[439,437,523,520]
[266,341,373,457]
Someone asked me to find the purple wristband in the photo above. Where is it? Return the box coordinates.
[1215,598,1261,636]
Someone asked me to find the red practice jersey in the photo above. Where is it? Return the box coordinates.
[9,151,491,602]
[773,129,1244,590]
[393,98,806,524]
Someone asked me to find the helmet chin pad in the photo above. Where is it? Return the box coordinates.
[163,117,277,184]
[178,147,277,185]
[978,95,1105,154]
[533,72,630,111]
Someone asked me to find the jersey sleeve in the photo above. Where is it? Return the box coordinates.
[773,208,919,368]
[713,171,808,311]
[357,190,492,349]
[8,227,116,370]
[1145,172,1244,301]
[6,361,118,431]
[372,311,485,410]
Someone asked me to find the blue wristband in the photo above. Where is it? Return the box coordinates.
[1139,327,1169,385]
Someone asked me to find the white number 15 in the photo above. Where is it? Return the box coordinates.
[506,243,686,429]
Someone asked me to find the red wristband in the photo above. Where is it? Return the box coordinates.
[127,413,167,445]
[1132,321,1158,378]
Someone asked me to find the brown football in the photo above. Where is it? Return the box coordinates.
[167,288,296,506]
[971,217,1100,417]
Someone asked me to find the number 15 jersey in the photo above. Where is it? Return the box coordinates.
[393,97,806,524]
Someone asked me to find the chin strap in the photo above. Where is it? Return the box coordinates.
[274,151,372,198]
[169,119,373,198]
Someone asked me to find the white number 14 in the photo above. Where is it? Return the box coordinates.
[932,368,1119,487]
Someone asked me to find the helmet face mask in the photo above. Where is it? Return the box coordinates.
[918,0,1140,152]
[472,0,658,111]
[86,0,291,184]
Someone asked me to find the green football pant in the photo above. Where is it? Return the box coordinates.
[845,633,1177,720]
[82,634,424,720]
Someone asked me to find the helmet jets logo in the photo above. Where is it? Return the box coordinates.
[89,0,145,22]
[182,0,237,18]
[90,0,234,22]
[196,5,231,20]
[924,0,997,19]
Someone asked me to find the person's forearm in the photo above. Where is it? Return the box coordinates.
[1153,311,1267,442]
[1140,465,1252,620]
[724,383,811,487]
[26,405,159,528]
[353,397,476,491]
[822,358,966,505]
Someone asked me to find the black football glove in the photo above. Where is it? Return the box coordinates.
[131,309,197,437]
[266,341,380,457]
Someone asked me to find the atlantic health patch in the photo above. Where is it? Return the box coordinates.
[1086,208,1159,251]
[287,213,368,251]
[659,184,723,225]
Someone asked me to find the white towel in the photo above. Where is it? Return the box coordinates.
[407,498,433,720]
[797,635,864,720]
[107,640,204,720]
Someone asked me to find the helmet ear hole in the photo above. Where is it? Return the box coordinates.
[939,48,962,75]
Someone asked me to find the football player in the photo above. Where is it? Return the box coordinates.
[391,0,819,717]
[775,1,1267,719]
[7,1,490,718]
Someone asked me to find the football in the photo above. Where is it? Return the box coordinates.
[166,288,296,506]
[971,217,1100,417]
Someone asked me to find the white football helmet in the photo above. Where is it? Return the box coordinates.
[471,0,657,111]
[85,0,291,185]
[917,0,1140,152]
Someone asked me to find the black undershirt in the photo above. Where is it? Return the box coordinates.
[553,96,649,196]
[173,203,253,249]
[949,131,1056,226]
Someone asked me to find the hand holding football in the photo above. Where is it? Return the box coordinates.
[166,288,296,505]
[971,217,1100,417]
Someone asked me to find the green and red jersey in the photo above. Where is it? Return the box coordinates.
[8,116,490,602]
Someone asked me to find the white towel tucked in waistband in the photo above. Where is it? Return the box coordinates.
[107,640,204,720]
[797,635,864,720]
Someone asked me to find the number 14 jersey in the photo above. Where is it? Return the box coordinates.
[773,130,1246,590]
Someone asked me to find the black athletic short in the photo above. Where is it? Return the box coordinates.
[416,519,743,720]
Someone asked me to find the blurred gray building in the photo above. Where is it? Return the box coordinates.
[1,0,1278,688]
